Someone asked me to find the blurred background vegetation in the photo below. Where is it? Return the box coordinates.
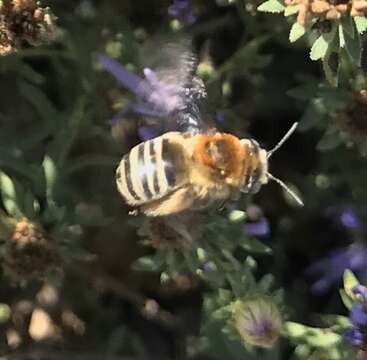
[0,0,367,359]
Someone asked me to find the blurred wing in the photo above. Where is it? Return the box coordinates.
[140,40,213,134]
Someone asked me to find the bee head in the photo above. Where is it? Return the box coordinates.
[239,139,268,194]
[240,123,304,206]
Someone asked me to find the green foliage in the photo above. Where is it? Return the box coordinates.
[257,0,285,13]
[343,269,360,299]
[354,16,367,33]
[0,0,366,359]
[289,23,305,43]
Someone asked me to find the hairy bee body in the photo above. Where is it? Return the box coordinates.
[116,133,183,205]
[116,131,268,216]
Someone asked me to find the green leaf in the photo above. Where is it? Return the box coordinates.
[306,331,341,348]
[287,83,319,100]
[258,274,274,291]
[354,16,367,34]
[239,237,272,254]
[43,156,57,200]
[323,314,352,328]
[322,51,339,87]
[217,288,232,305]
[0,304,11,324]
[0,151,36,183]
[340,289,354,310]
[0,172,23,218]
[294,344,311,359]
[257,0,285,13]
[228,210,246,223]
[285,322,341,348]
[284,4,299,16]
[17,80,60,124]
[298,103,323,131]
[344,31,361,66]
[132,256,162,271]
[289,22,306,43]
[22,191,40,219]
[343,269,359,298]
[284,321,308,338]
[310,35,330,61]
[317,127,343,151]
[339,24,346,48]
[341,15,355,38]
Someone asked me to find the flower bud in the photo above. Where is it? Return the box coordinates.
[232,296,282,349]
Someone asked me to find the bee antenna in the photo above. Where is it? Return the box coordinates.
[267,172,304,206]
[267,123,298,159]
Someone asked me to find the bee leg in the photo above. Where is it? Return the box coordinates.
[128,209,139,216]
[141,187,194,217]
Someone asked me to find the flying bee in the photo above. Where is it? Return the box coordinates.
[116,123,303,217]
[102,41,303,217]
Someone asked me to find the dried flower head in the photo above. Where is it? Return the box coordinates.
[285,0,367,25]
[231,296,282,349]
[0,0,56,55]
[3,219,60,283]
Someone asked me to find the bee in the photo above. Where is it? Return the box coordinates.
[111,42,303,217]
[116,124,303,217]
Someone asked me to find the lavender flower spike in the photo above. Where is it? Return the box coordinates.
[98,54,185,124]
[340,207,362,231]
[353,285,367,301]
[97,55,143,93]
[350,303,367,328]
[306,242,367,295]
[243,217,270,237]
[344,328,365,347]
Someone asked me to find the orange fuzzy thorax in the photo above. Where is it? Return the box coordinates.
[193,133,246,185]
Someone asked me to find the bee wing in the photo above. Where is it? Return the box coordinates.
[138,39,214,134]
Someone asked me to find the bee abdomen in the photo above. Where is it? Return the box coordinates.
[116,136,178,206]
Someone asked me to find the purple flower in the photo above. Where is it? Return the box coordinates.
[354,285,367,301]
[351,303,367,328]
[243,217,270,237]
[168,0,196,25]
[202,261,215,272]
[215,111,225,124]
[325,205,363,231]
[98,55,184,124]
[306,243,367,295]
[344,328,365,347]
[233,297,282,349]
[340,208,362,231]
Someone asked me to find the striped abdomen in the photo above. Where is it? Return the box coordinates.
[116,136,181,206]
